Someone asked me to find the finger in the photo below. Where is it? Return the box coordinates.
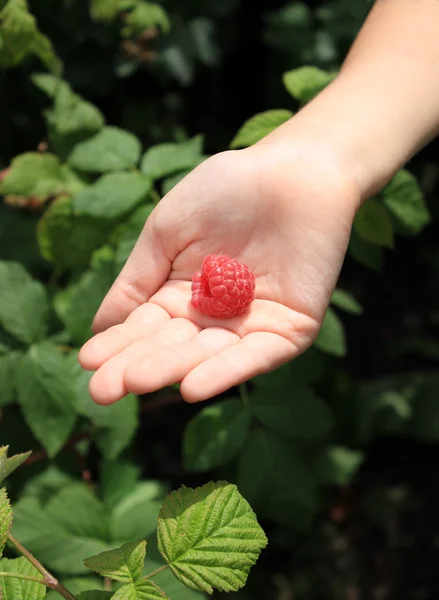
[180,331,298,402]
[79,303,170,370]
[89,318,201,405]
[92,216,171,334]
[124,327,240,395]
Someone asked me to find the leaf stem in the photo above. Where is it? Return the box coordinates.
[239,382,250,405]
[7,533,77,600]
[144,564,169,579]
[0,572,47,585]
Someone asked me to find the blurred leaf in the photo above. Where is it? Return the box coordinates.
[47,579,105,600]
[0,0,61,73]
[263,2,313,53]
[252,348,327,387]
[382,169,430,234]
[0,556,46,600]
[183,398,251,471]
[238,429,317,531]
[348,227,383,271]
[0,445,31,483]
[112,580,168,600]
[316,445,364,485]
[21,466,76,504]
[230,109,293,149]
[68,127,142,173]
[0,261,48,344]
[84,541,146,583]
[0,153,82,201]
[73,172,152,221]
[90,0,121,21]
[12,484,113,574]
[250,384,333,440]
[411,383,439,443]
[37,196,111,272]
[354,199,394,248]
[77,593,112,600]
[16,342,77,458]
[122,2,170,37]
[100,460,141,510]
[283,66,336,103]
[0,353,16,406]
[314,307,346,357]
[141,136,204,180]
[0,487,12,557]
[331,288,363,315]
[157,481,267,594]
[68,351,139,460]
[114,203,155,273]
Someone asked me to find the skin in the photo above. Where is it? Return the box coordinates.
[79,0,439,404]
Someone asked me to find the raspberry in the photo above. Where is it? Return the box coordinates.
[191,254,256,318]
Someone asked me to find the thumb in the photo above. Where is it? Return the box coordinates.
[92,213,171,333]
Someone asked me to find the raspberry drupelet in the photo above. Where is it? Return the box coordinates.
[191,254,256,318]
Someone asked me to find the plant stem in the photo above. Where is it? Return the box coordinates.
[144,564,169,579]
[239,382,249,405]
[0,572,47,585]
[7,533,77,600]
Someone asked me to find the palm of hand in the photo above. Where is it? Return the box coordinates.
[79,149,357,404]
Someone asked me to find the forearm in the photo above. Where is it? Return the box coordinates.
[269,0,439,201]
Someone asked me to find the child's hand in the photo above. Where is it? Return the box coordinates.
[79,142,359,404]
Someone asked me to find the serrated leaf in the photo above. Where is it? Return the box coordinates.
[148,562,205,600]
[183,399,250,471]
[354,199,394,248]
[0,556,46,600]
[12,484,113,574]
[16,342,77,457]
[0,153,81,201]
[141,136,203,180]
[37,196,111,272]
[84,541,146,583]
[114,203,155,272]
[331,288,363,315]
[382,169,430,234]
[230,109,293,149]
[73,172,152,221]
[68,127,142,173]
[157,481,267,594]
[283,66,336,103]
[67,352,139,460]
[0,0,61,73]
[250,384,333,440]
[0,447,31,483]
[314,307,346,357]
[0,488,12,557]
[0,261,48,344]
[111,580,168,600]
[316,445,364,486]
[122,2,170,37]
[237,429,317,531]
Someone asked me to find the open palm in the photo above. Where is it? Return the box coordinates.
[79,146,358,403]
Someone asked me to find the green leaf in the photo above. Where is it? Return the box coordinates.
[283,66,336,103]
[382,169,430,234]
[0,0,61,73]
[252,348,326,387]
[316,446,364,485]
[354,199,394,248]
[348,227,383,271]
[100,460,141,510]
[12,484,113,574]
[331,288,363,315]
[230,109,293,149]
[84,541,146,583]
[20,466,75,504]
[0,153,81,201]
[250,384,333,440]
[157,481,267,594]
[148,562,204,600]
[68,127,142,173]
[37,195,111,272]
[183,399,251,471]
[16,342,77,458]
[0,261,48,344]
[77,593,112,600]
[90,0,121,21]
[0,353,16,407]
[0,488,12,557]
[0,446,31,483]
[314,307,346,357]
[0,556,46,600]
[73,172,152,221]
[68,351,139,460]
[141,136,203,180]
[237,429,317,531]
[111,580,168,600]
[122,2,170,37]
[114,203,155,272]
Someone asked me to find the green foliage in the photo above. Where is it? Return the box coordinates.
[0,556,46,600]
[283,66,337,103]
[354,199,394,248]
[230,109,293,148]
[84,541,146,583]
[0,445,31,484]
[122,2,171,37]
[314,306,346,357]
[141,136,204,180]
[0,487,13,557]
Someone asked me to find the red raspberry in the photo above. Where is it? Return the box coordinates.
[191,254,256,318]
